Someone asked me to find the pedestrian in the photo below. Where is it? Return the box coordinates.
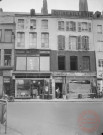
[56,87,60,99]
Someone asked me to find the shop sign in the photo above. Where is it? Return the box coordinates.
[52,10,93,18]
[3,70,12,76]
[3,78,10,83]
[53,72,96,77]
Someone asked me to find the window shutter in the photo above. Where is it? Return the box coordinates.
[78,22,81,32]
[82,36,85,50]
[66,22,69,31]
[86,36,89,50]
[88,23,91,32]
[77,36,81,50]
[73,22,76,31]
[62,35,65,49]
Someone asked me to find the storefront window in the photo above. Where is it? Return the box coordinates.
[40,56,50,71]
[16,80,31,98]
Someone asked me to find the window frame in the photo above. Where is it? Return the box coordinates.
[58,55,65,70]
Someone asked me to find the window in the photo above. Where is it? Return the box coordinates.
[18,19,24,29]
[70,56,78,70]
[17,32,25,47]
[16,57,26,70]
[40,57,50,71]
[66,21,76,31]
[82,56,90,71]
[78,22,91,32]
[76,36,89,50]
[98,59,103,68]
[97,41,103,51]
[58,35,65,50]
[69,36,77,50]
[27,57,39,71]
[41,20,48,29]
[58,21,64,31]
[82,36,89,50]
[29,33,37,48]
[4,30,12,42]
[0,50,1,66]
[58,56,65,70]
[97,25,102,34]
[30,19,36,29]
[4,49,12,66]
[41,33,49,48]
[0,30,2,42]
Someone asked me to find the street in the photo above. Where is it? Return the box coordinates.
[6,101,103,135]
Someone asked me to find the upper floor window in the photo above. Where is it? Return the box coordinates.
[78,22,91,32]
[58,35,65,50]
[97,40,103,51]
[41,33,49,48]
[0,50,1,66]
[41,20,48,29]
[58,21,64,31]
[17,32,25,47]
[66,21,76,31]
[4,29,12,42]
[98,59,103,70]
[29,33,37,48]
[77,36,89,50]
[18,19,24,29]
[4,49,12,66]
[30,19,36,29]
[0,30,2,42]
[69,36,77,50]
[82,56,90,71]
[70,56,78,71]
[58,56,65,70]
[97,25,102,34]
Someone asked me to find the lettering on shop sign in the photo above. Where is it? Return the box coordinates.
[52,10,93,18]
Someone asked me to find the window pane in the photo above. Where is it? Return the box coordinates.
[18,19,24,29]
[97,25,102,33]
[83,56,90,71]
[58,35,65,50]
[40,57,50,71]
[16,57,26,70]
[69,36,77,50]
[58,21,64,30]
[30,19,36,29]
[58,56,65,70]
[41,33,49,48]
[27,57,39,71]
[5,30,12,42]
[4,49,12,66]
[70,56,78,70]
[29,33,37,48]
[0,30,2,42]
[17,32,25,47]
[41,20,48,29]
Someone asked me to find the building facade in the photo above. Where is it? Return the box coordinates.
[0,0,102,99]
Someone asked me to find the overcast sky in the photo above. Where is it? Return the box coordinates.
[0,0,103,13]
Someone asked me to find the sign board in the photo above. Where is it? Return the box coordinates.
[53,72,96,77]
[52,10,93,18]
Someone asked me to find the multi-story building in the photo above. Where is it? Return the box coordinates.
[0,9,15,97]
[0,0,99,99]
[93,11,103,94]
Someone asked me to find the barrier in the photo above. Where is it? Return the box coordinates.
[0,99,7,134]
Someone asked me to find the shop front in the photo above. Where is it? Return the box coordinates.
[13,72,52,99]
[52,72,97,99]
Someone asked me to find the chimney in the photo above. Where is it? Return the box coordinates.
[41,0,48,15]
[30,9,35,16]
[79,0,88,11]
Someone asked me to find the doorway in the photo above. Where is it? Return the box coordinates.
[55,83,62,98]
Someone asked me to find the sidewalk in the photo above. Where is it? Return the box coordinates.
[14,98,103,102]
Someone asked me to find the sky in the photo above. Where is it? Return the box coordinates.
[0,0,103,13]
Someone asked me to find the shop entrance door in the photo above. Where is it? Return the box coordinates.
[4,83,10,96]
[55,83,62,98]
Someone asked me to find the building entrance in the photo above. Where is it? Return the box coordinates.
[55,83,62,98]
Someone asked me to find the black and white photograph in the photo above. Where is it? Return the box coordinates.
[0,0,103,135]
